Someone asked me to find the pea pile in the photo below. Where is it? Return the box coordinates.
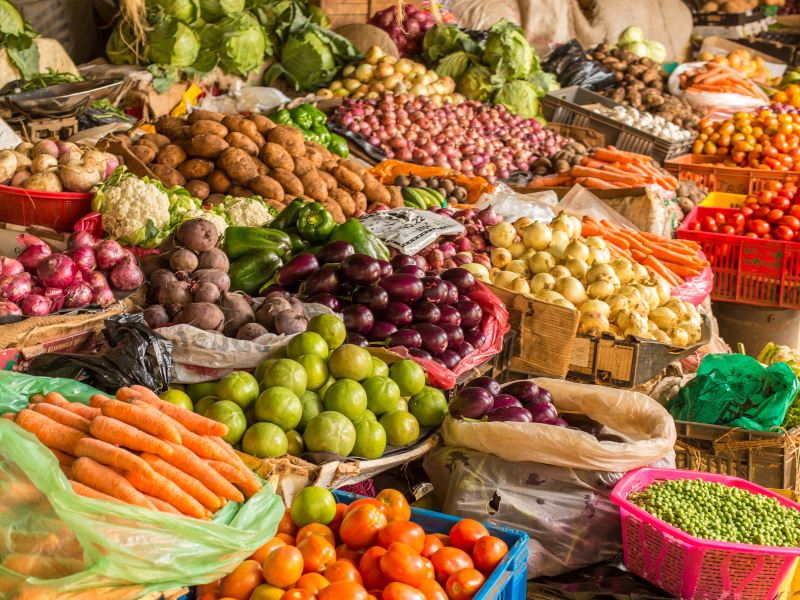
[393,174,469,204]
[629,479,800,547]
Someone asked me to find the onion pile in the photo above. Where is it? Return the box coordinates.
[368,5,436,57]
[414,206,499,272]
[449,376,563,424]
[331,94,567,182]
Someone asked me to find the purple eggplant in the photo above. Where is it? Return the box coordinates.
[391,255,417,269]
[408,347,432,360]
[538,388,553,404]
[409,322,448,355]
[500,381,539,405]
[470,376,501,396]
[421,276,448,304]
[528,401,559,425]
[308,293,340,311]
[299,265,340,297]
[381,301,413,327]
[441,267,475,295]
[352,284,389,311]
[555,418,569,428]
[561,413,603,435]
[367,320,398,342]
[487,406,533,422]
[453,340,475,358]
[316,240,355,264]
[342,254,381,285]
[463,328,485,349]
[455,298,482,329]
[396,264,426,279]
[441,280,459,304]
[439,349,461,370]
[387,328,422,349]
[439,323,464,348]
[343,304,374,334]
[377,259,393,277]
[438,304,462,327]
[278,252,319,288]
[413,300,441,324]
[449,386,493,419]
[345,331,369,347]
[492,394,522,409]
[379,274,424,304]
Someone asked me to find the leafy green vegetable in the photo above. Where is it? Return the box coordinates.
[200,0,245,22]
[0,69,82,95]
[107,22,144,65]
[435,51,474,80]
[147,65,181,93]
[251,0,307,48]
[619,26,644,45]
[192,23,223,72]
[0,0,23,36]
[528,69,559,94]
[152,0,201,23]
[218,13,267,75]
[308,5,330,27]
[0,2,40,79]
[457,65,495,102]
[423,24,481,63]
[484,19,534,81]
[494,80,540,118]
[147,16,200,67]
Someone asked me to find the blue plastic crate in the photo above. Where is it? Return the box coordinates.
[334,491,528,600]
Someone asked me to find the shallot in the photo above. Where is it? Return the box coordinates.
[36,254,76,289]
[95,239,125,270]
[93,286,116,307]
[0,301,21,315]
[17,235,51,271]
[63,281,93,309]
[20,294,51,316]
[70,246,97,274]
[110,255,144,290]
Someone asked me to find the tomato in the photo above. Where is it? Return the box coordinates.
[741,205,754,218]
[316,581,369,600]
[448,520,489,554]
[251,537,287,564]
[329,504,348,539]
[296,523,336,546]
[445,568,485,600]
[719,224,736,235]
[196,581,219,600]
[346,498,387,516]
[296,572,330,593]
[421,557,435,579]
[376,489,412,522]
[789,205,800,219]
[219,560,264,600]
[748,219,771,236]
[781,215,800,230]
[382,582,426,600]
[422,535,445,558]
[713,211,727,225]
[775,225,795,240]
[340,505,388,549]
[325,559,363,584]
[278,507,299,536]
[729,212,745,230]
[745,232,760,238]
[297,535,336,574]
[280,590,315,600]
[379,542,430,587]
[359,546,390,590]
[430,547,473,584]
[276,533,296,546]
[700,216,717,232]
[263,546,304,589]
[768,208,785,223]
[378,521,426,553]
[472,536,509,574]
[754,206,771,219]
[757,189,775,204]
[417,579,449,600]
[689,222,701,231]
[773,196,792,211]
[336,544,364,564]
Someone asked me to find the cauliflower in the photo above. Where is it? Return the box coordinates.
[92,175,170,247]
[223,196,276,228]
[181,208,229,236]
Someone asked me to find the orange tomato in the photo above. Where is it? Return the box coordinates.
[296,523,336,546]
[340,505,388,548]
[278,508,298,536]
[345,498,386,516]
[380,542,429,587]
[297,535,337,574]
[196,581,220,600]
[378,521,426,553]
[276,533,296,546]
[417,578,449,600]
[422,534,444,558]
[296,572,329,593]
[382,582,426,600]
[430,547,474,584]
[472,536,509,574]
[376,489,411,522]
[218,559,263,600]
[250,584,286,600]
[445,568,485,600]
[421,557,435,579]
[280,590,315,600]
[251,537,287,563]
[359,546,390,590]
[448,520,489,554]
[325,559,364,584]
[263,546,304,589]
[316,581,369,600]
[431,533,449,546]
[329,503,348,538]
[336,543,364,564]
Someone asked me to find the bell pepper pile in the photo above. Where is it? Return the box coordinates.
[222,227,292,294]
[272,104,350,158]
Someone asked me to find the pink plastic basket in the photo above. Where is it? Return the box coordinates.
[611,467,800,600]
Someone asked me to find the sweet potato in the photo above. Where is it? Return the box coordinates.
[270,168,303,196]
[299,171,328,202]
[293,157,315,177]
[187,110,224,123]
[186,179,210,200]
[129,144,156,164]
[150,164,186,188]
[207,170,231,194]
[225,132,259,156]
[331,165,364,191]
[178,158,214,180]
[185,134,229,159]
[218,147,259,185]
[190,120,228,138]
[250,175,284,202]
[140,133,171,148]
[249,114,275,135]
[259,143,294,171]
[266,125,305,158]
[155,144,187,168]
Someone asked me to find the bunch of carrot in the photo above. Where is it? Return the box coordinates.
[5,386,263,521]
[526,147,679,190]
[678,62,769,101]
[580,216,709,285]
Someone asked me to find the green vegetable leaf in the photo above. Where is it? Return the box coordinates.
[5,35,39,80]
[494,80,541,118]
[435,51,474,80]
[147,65,180,93]
[147,16,200,68]
[0,0,24,36]
[457,64,496,102]
[199,0,245,22]
[484,19,536,81]
[423,24,481,63]
[275,23,360,90]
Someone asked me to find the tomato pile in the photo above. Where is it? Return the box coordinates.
[198,487,509,600]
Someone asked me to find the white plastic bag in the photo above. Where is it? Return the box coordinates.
[668,62,767,115]
[359,208,464,255]
[475,183,557,223]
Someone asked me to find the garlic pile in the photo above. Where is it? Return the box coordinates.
[590,105,692,142]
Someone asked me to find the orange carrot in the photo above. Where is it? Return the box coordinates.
[206,436,263,494]
[100,399,182,444]
[205,460,261,498]
[71,457,155,510]
[143,494,182,515]
[642,255,679,284]
[59,464,72,478]
[30,403,91,433]
[15,409,86,454]
[580,220,604,237]
[131,386,228,437]
[574,176,618,189]
[70,480,121,504]
[124,470,208,519]
[571,166,642,185]
[89,395,111,408]
[29,394,45,404]
[139,453,222,511]
[89,416,174,458]
[2,553,85,578]
[42,392,99,420]
[115,387,142,403]
[160,442,244,503]
[49,448,74,467]
[659,259,703,278]
[73,438,155,479]
[593,148,637,164]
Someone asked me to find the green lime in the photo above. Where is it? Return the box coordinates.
[379,410,420,447]
[272,345,287,358]
[354,408,377,423]
[242,422,288,458]
[217,371,260,409]
[389,360,426,396]
[298,391,324,432]
[254,359,277,387]
[204,401,246,445]
[318,374,336,398]
[168,383,185,392]
[186,381,218,403]
[194,395,218,416]
[362,376,401,416]
[371,356,389,377]
[352,420,387,459]
[295,354,329,391]
[303,412,356,456]
[262,358,307,396]
[291,486,337,526]
[286,429,304,456]
[160,389,193,411]
[323,379,367,421]
[328,344,372,381]
[287,331,329,360]
[255,387,302,431]
[408,386,448,427]
[307,314,347,351]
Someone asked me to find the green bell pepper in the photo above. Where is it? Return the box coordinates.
[305,104,327,128]
[271,109,293,125]
[301,127,321,145]
[289,106,314,130]
[222,226,291,260]
[329,218,389,261]
[297,202,336,243]
[312,124,331,147]
[228,249,282,295]
[328,133,349,158]
[269,199,305,231]
[285,228,309,253]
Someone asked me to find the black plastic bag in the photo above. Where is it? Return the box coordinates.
[543,40,616,91]
[28,314,173,393]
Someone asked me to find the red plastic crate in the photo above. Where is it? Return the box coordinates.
[0,184,93,232]
[677,205,800,308]
[665,154,800,195]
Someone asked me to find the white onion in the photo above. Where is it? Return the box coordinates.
[610,257,635,284]
[549,265,571,280]
[587,279,615,300]
[585,236,607,250]
[530,272,556,294]
[579,299,610,317]
[606,294,630,320]
[508,241,527,259]
[650,306,677,330]
[564,257,588,279]
[510,277,530,294]
[578,311,610,336]
[563,240,589,262]
[528,251,555,274]
[552,298,576,310]
[522,222,552,250]
[668,327,690,347]
[537,290,565,303]
[493,270,520,289]
[586,263,616,284]
[505,259,528,276]
[555,276,587,305]
[550,230,570,248]
[631,262,649,283]
[491,247,512,269]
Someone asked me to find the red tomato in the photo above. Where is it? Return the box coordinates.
[720,224,736,235]
[382,582,426,600]
[422,535,445,558]
[689,222,702,232]
[472,536,509,574]
[700,215,718,232]
[775,225,795,240]
[754,206,771,219]
[430,547,474,584]
[376,489,412,522]
[757,189,775,204]
[768,208,785,223]
[417,579,449,600]
[359,547,389,590]
[741,205,754,217]
[745,232,760,238]
[448,520,489,554]
[780,215,800,230]
[445,568,485,600]
[789,205,800,219]
[772,196,792,211]
[748,219,771,236]
[378,521,426,553]
[379,542,429,587]
[713,211,727,225]
[340,506,388,549]
[729,212,745,230]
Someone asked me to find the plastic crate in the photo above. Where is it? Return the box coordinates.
[677,205,800,307]
[334,490,528,600]
[699,192,746,208]
[540,87,693,164]
[0,184,93,232]
[665,154,800,195]
[610,467,800,600]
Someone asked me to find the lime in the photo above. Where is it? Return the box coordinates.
[254,359,277,387]
[389,360,426,396]
[262,358,307,396]
[371,356,389,377]
[354,408,377,423]
[298,390,324,432]
[287,331,329,360]
[217,371,260,409]
[194,395,218,416]
[168,383,185,392]
[323,379,367,421]
[160,389,193,411]
[286,430,304,456]
[244,403,257,427]
[295,354,328,391]
[303,411,356,456]
[291,486,337,526]
[328,344,372,381]
[361,376,401,416]
[379,410,420,447]
[186,381,218,403]
[318,374,336,398]
[307,314,347,351]
[408,386,448,427]
[255,387,302,431]
[242,422,288,458]
[204,401,247,445]
[351,420,387,459]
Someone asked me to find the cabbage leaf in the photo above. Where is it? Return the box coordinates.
[218,13,268,75]
[484,19,535,82]
[423,24,481,63]
[457,65,496,102]
[435,51,475,80]
[147,16,200,67]
[494,80,540,118]
[200,0,245,22]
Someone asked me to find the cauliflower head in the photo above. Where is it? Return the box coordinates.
[94,176,170,247]
[182,208,229,236]
[224,196,276,228]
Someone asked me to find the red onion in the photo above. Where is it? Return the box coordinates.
[70,246,97,274]
[1,273,32,302]
[0,257,23,276]
[95,239,126,270]
[86,271,109,293]
[104,155,120,177]
[44,287,65,311]
[93,287,116,306]
[20,294,52,316]
[63,281,93,308]
[37,254,76,289]
[67,230,97,251]
[0,301,21,316]
[17,238,52,271]
[110,255,144,291]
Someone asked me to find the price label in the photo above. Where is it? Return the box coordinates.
[359,208,464,256]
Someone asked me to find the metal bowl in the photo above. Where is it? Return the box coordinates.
[1,79,124,118]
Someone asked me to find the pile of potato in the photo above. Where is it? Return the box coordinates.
[117,110,399,223]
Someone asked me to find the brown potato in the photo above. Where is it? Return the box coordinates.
[308,141,334,161]
[221,115,262,145]
[252,156,269,175]
[150,164,185,188]
[322,198,347,223]
[265,197,285,212]
[303,144,325,168]
[299,172,328,202]
[136,139,159,153]
[114,133,132,147]
[155,144,187,168]
[178,158,214,180]
[155,116,183,135]
[185,134,229,159]
[218,147,259,185]
[321,158,339,172]
[187,109,224,123]
[318,171,337,192]
[225,132,259,156]
[332,165,364,192]
[228,185,254,197]
[249,175,285,202]
[208,170,231,194]
[259,143,294,171]
[249,114,275,135]
[186,179,210,200]
[329,189,355,217]
[362,173,390,205]
[340,159,369,179]
[189,120,228,138]
[266,125,305,157]
[140,133,171,148]
[206,193,226,205]
[353,191,367,214]
[270,168,304,196]
[388,185,404,208]
[129,144,156,164]
[293,157,315,177]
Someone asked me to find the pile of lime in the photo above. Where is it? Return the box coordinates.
[174,314,448,460]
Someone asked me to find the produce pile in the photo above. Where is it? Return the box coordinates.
[369,4,436,57]
[392,173,470,206]
[449,376,560,424]
[605,26,666,64]
[757,342,800,428]
[268,104,349,159]
[678,63,769,102]
[697,49,776,85]
[587,104,691,143]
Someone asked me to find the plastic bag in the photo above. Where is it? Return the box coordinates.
[671,264,713,306]
[666,353,799,431]
[27,314,173,394]
[359,208,465,257]
[475,183,556,223]
[668,62,768,116]
[0,420,283,599]
[542,40,616,90]
[0,372,103,415]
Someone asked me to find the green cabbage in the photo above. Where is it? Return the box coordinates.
[152,0,201,23]
[484,19,534,81]
[147,17,200,67]
[435,51,473,80]
[106,23,143,65]
[645,40,666,63]
[458,65,495,102]
[200,0,245,22]
[218,13,267,75]
[308,5,330,27]
[423,24,481,63]
[624,41,649,58]
[0,0,23,36]
[619,26,645,45]
[494,80,540,118]
[192,23,223,72]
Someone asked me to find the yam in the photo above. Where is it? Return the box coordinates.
[189,120,229,138]
[249,114,275,135]
[270,168,304,196]
[186,134,229,159]
[150,164,186,188]
[178,158,215,180]
[207,170,232,194]
[249,175,285,202]
[129,144,156,164]
[155,144,187,168]
[318,170,337,191]
[221,115,262,145]
[140,133,171,148]
[329,189,356,218]
[186,179,210,200]
[218,147,259,185]
[225,132,260,156]
[299,172,328,202]
[362,173,390,204]
[293,156,315,177]
[187,110,224,124]
[331,165,364,191]
[266,125,305,158]
[259,143,294,171]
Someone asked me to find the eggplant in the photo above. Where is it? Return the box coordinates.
[421,276,448,304]
[278,252,319,288]
[307,293,340,311]
[409,322,448,355]
[413,300,441,324]
[345,331,369,347]
[316,240,355,264]
[470,376,501,396]
[299,265,340,297]
[387,328,422,349]
[368,320,398,342]
[492,394,523,409]
[449,386,493,419]
[396,264,426,279]
[342,254,381,285]
[381,301,413,327]
[379,274,424,304]
[408,347,432,360]
[391,255,417,269]
[487,406,533,422]
[438,304,462,327]
[376,259,393,277]
[452,340,475,358]
[455,298,482,329]
[441,280,460,304]
[439,323,464,348]
[352,284,389,311]
[500,381,539,405]
[343,304,374,334]
[528,401,559,425]
[441,267,475,295]
[439,349,461,369]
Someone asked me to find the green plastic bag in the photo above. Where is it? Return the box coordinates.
[667,353,799,431]
[0,371,104,414]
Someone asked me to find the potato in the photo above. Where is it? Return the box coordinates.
[252,156,269,175]
[322,199,346,224]
[151,164,186,188]
[270,168,304,196]
[114,133,133,147]
[299,172,328,202]
[330,189,356,218]
[155,116,183,136]
[219,147,260,185]
[353,191,367,214]
[304,144,325,168]
[318,171,337,191]
[362,173,390,205]
[388,185,404,208]
[340,159,369,179]
[222,115,263,145]
[321,158,339,171]
[129,144,156,164]
[140,133,171,148]
[185,134,229,159]
[249,114,275,135]
[308,141,335,161]
[190,120,229,138]
[265,198,286,212]
[332,165,364,191]
[136,139,159,153]
[225,132,259,156]
[207,170,231,194]
[266,125,305,157]
[187,109,224,123]
[249,175,285,202]
[178,158,214,180]
[259,143,294,171]
[229,185,254,197]
[293,156,315,176]
[186,179,210,200]
[206,193,226,205]
[155,144,187,167]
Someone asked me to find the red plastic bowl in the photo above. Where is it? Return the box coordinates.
[0,183,93,232]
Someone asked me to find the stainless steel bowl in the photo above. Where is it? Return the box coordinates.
[1,79,124,118]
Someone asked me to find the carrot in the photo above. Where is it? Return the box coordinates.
[115,387,142,403]
[89,394,111,408]
[610,229,651,254]
[580,220,604,237]
[206,460,261,498]
[593,148,637,164]
[29,394,45,404]
[571,166,642,185]
[131,385,228,437]
[71,458,155,510]
[89,416,174,458]
[124,470,208,519]
[574,176,618,189]
[101,399,182,444]
[0,530,66,555]
[1,413,14,420]
[49,448,74,467]
[59,464,72,478]
[160,442,244,503]
[15,409,86,454]
[641,255,679,284]
[659,259,703,278]
[73,438,155,479]
[70,480,122,504]
[42,392,99,420]
[206,436,263,495]
[139,453,222,511]
[2,553,84,578]
[143,494,182,515]
[30,403,91,433]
